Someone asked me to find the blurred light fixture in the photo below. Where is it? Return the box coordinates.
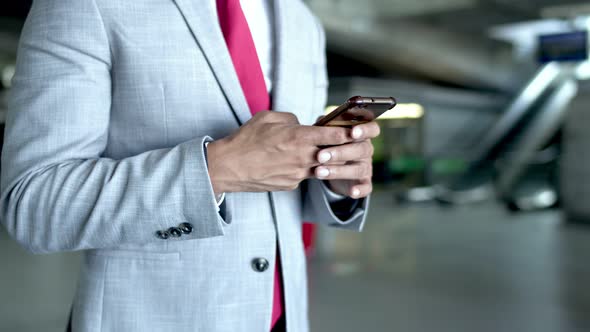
[381,103,424,119]
[1,64,15,89]
[489,20,581,60]
[324,105,339,113]
[324,103,424,120]
[576,61,590,80]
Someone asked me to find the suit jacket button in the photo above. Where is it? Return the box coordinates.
[179,222,193,235]
[252,258,269,272]
[155,230,169,240]
[168,227,182,238]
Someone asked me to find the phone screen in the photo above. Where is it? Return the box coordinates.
[315,96,396,127]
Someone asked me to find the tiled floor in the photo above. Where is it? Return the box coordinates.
[309,192,590,332]
[2,190,590,331]
[0,231,80,332]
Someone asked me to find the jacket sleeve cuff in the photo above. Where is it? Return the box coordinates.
[203,142,226,212]
[176,136,231,240]
[304,179,369,232]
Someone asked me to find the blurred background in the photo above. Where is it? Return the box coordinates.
[3,1,590,331]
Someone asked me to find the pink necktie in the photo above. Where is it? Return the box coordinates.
[216,0,284,329]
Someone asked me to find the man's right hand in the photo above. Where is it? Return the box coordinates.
[206,111,353,195]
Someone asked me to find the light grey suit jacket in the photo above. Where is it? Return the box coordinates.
[1,0,369,331]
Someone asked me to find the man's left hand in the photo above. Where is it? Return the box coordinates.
[314,121,380,199]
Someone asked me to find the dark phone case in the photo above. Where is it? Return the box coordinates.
[314,96,397,127]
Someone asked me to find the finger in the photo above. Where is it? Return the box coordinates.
[317,141,373,164]
[299,126,353,146]
[350,180,373,198]
[351,121,381,140]
[314,161,372,180]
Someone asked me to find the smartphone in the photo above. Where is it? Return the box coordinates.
[314,96,397,127]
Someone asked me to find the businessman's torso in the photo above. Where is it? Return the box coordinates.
[67,0,327,331]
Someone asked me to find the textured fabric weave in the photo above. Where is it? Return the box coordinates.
[216,0,283,329]
[2,0,370,330]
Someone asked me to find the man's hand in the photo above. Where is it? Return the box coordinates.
[206,112,355,195]
[313,122,380,199]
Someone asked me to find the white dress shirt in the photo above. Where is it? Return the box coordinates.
[240,0,275,94]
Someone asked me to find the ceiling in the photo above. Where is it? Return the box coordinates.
[307,0,590,21]
[307,0,590,91]
[1,1,588,91]
[413,0,590,34]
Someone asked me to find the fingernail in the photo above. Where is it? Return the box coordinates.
[352,188,361,197]
[317,167,330,178]
[352,127,363,139]
[318,151,332,163]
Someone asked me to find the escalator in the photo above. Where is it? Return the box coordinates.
[435,62,579,210]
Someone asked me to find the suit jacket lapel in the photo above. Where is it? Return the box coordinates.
[172,0,252,125]
[271,0,291,116]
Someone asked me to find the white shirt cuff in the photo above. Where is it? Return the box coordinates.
[204,142,225,212]
[215,193,226,211]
